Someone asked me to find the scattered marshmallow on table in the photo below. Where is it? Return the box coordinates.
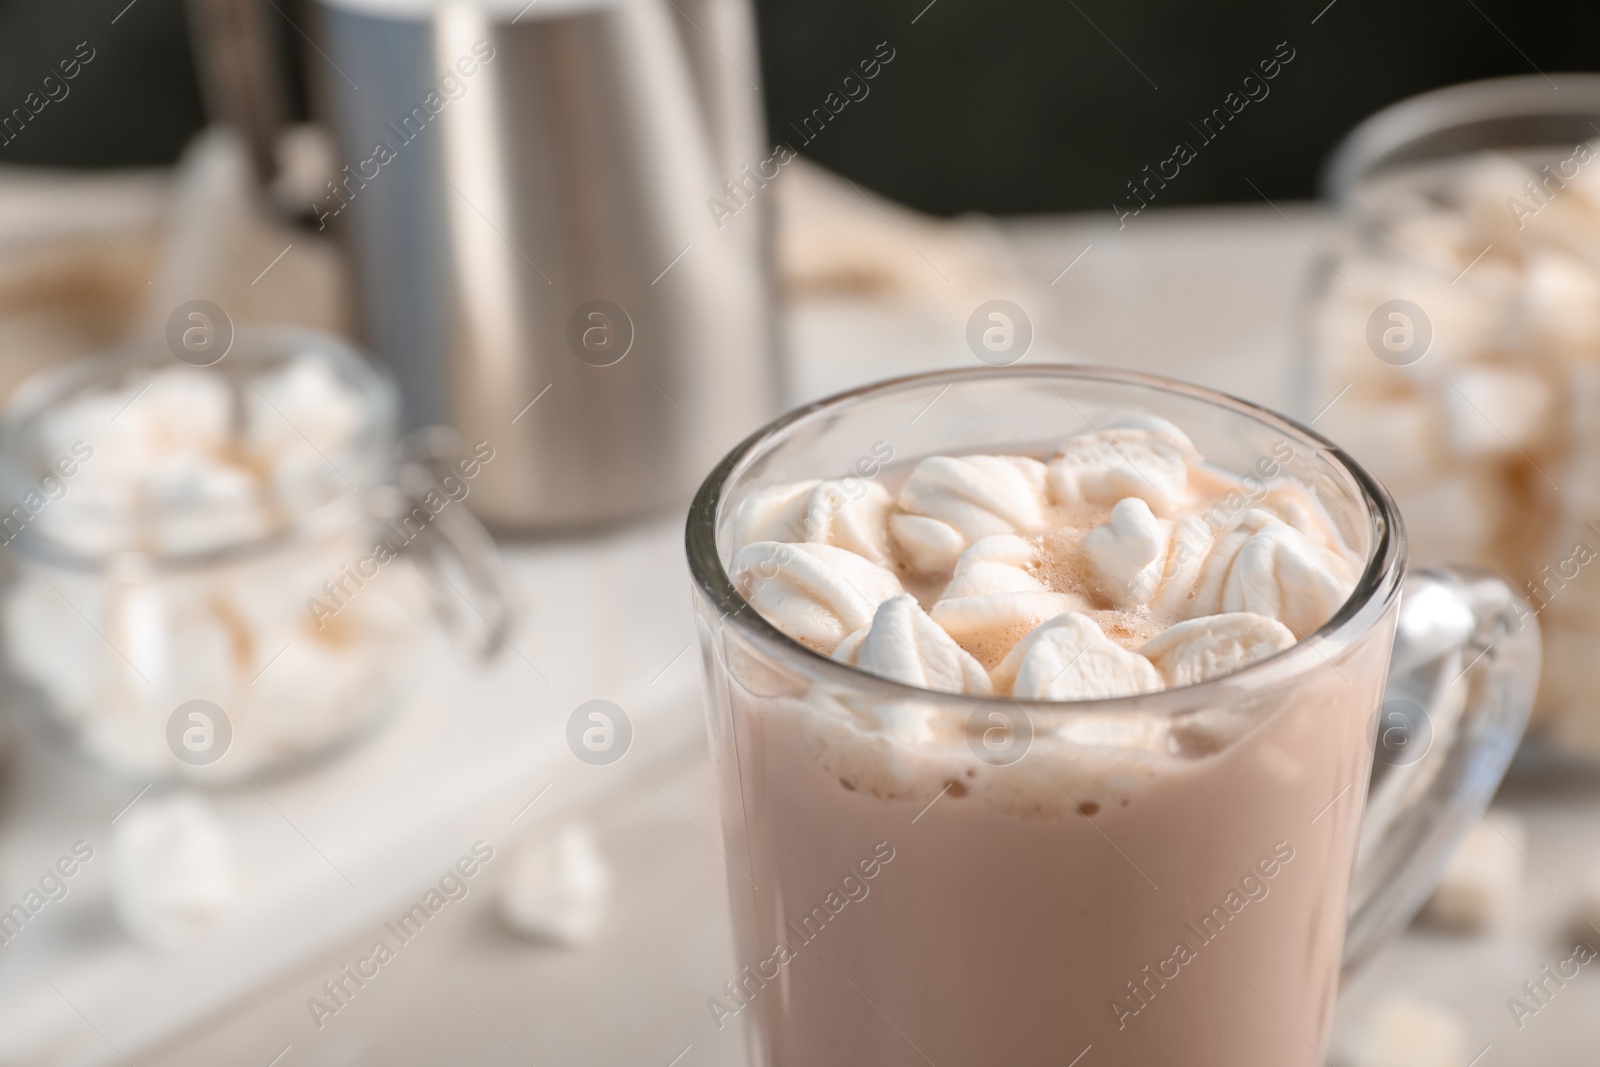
[499,823,612,947]
[1420,811,1527,934]
[112,794,238,951]
[1342,999,1467,1067]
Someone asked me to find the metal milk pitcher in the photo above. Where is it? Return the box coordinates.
[311,0,778,528]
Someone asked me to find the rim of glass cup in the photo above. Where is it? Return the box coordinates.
[686,364,1407,717]
[1322,72,1600,205]
[0,326,397,574]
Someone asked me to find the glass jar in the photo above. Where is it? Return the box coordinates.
[1307,73,1600,760]
[0,328,508,783]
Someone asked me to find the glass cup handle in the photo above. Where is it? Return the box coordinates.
[380,429,514,660]
[1342,565,1541,973]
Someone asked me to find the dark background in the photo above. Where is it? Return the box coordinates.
[2,0,1596,213]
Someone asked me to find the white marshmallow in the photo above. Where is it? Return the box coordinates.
[1421,810,1526,933]
[834,594,991,696]
[1345,999,1468,1067]
[1084,498,1173,609]
[732,541,903,654]
[940,534,1046,598]
[1187,510,1356,636]
[247,353,364,456]
[930,592,1088,662]
[1139,612,1295,687]
[733,480,820,548]
[1047,416,1197,515]
[890,454,1048,573]
[803,481,895,565]
[1440,365,1553,457]
[733,479,895,566]
[1254,481,1351,556]
[993,612,1164,701]
[112,795,237,951]
[1524,250,1600,355]
[499,823,611,946]
[931,536,1084,661]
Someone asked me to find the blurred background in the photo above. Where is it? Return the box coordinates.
[0,0,1597,1064]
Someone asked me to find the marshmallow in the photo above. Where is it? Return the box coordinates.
[939,533,1045,598]
[890,454,1048,573]
[247,353,365,456]
[1187,510,1356,637]
[1524,250,1600,355]
[834,594,991,696]
[30,353,367,558]
[732,541,903,654]
[1439,365,1553,458]
[1254,482,1351,556]
[1420,810,1526,933]
[930,535,1084,664]
[734,479,895,566]
[804,481,895,565]
[500,823,611,946]
[994,612,1164,701]
[732,480,819,549]
[112,794,237,950]
[1344,999,1468,1067]
[1139,612,1295,687]
[1084,498,1173,609]
[1047,416,1197,515]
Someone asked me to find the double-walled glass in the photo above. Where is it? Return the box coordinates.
[687,366,1539,1067]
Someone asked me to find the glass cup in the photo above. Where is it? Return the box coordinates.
[686,366,1540,1067]
[1305,73,1600,760]
[0,328,510,784]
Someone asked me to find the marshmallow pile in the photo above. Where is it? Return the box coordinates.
[730,416,1359,701]
[2,346,426,779]
[27,353,368,557]
[1314,144,1600,754]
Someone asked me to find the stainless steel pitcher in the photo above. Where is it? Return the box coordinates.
[311,0,777,529]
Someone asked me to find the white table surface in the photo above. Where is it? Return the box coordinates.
[11,201,1600,1067]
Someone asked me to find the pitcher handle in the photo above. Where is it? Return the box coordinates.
[1342,565,1541,973]
[381,427,514,660]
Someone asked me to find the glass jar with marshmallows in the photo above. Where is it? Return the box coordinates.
[0,329,508,782]
[1308,74,1600,760]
